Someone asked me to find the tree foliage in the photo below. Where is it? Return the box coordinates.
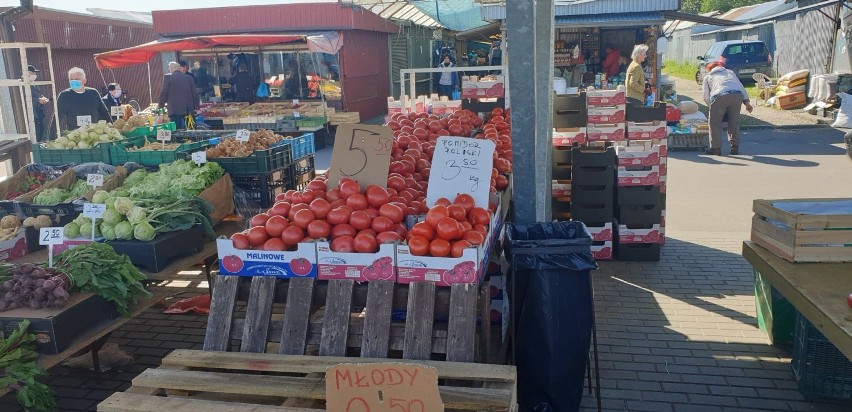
[680,0,766,14]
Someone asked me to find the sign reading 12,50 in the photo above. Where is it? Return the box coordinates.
[327,124,393,189]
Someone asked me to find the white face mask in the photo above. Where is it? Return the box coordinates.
[110,90,122,98]
[28,74,37,81]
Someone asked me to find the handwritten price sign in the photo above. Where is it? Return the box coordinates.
[110,106,124,117]
[326,363,444,412]
[86,173,104,188]
[236,129,251,142]
[191,151,207,165]
[83,203,106,219]
[426,137,495,208]
[39,227,63,246]
[328,124,393,189]
[156,129,172,141]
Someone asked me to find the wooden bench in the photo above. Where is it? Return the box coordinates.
[99,276,518,411]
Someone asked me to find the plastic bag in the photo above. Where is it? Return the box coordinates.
[257,82,270,98]
[232,185,264,219]
[163,294,211,314]
[120,162,150,173]
[71,163,117,179]
[23,163,67,181]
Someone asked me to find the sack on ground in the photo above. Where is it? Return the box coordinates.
[832,92,852,128]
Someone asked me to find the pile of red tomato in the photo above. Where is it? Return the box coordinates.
[231,178,411,252]
[406,194,493,258]
[387,108,513,193]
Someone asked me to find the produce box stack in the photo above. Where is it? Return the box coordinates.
[615,104,668,261]
[550,92,588,223]
[571,147,617,261]
[586,88,627,144]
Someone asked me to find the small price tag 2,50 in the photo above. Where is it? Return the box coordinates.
[191,151,207,165]
[40,227,64,267]
[236,129,251,142]
[293,111,301,118]
[157,129,172,141]
[83,203,106,219]
[110,106,124,117]
[87,173,104,188]
[76,115,92,127]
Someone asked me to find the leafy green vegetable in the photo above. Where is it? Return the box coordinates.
[123,169,148,187]
[33,188,68,205]
[92,190,109,204]
[63,222,80,239]
[55,243,151,316]
[68,179,90,198]
[114,221,133,240]
[0,320,56,411]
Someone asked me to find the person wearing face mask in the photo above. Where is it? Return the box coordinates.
[102,83,123,120]
[56,67,111,132]
[24,65,50,142]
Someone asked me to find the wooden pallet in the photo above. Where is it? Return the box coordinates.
[99,276,516,411]
[329,112,360,125]
[751,198,852,263]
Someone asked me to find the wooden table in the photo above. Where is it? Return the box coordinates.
[0,292,166,398]
[0,138,32,172]
[742,241,852,360]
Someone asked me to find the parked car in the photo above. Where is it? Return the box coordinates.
[695,40,772,84]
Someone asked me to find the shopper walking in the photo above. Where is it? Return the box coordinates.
[702,61,753,155]
[56,67,111,132]
[626,44,649,106]
[158,61,199,129]
[436,55,458,98]
[231,64,259,104]
[25,65,50,141]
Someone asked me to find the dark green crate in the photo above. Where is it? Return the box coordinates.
[32,136,145,166]
[295,116,327,128]
[122,122,177,138]
[755,269,795,347]
[109,138,210,167]
[210,141,293,175]
[792,312,852,399]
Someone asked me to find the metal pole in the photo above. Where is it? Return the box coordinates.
[507,0,552,224]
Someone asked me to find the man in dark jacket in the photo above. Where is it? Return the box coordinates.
[56,67,111,132]
[25,65,50,141]
[102,83,122,121]
[231,64,259,104]
[158,61,199,129]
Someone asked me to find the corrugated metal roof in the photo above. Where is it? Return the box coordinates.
[363,2,442,28]
[482,0,679,20]
[556,12,665,27]
[86,8,153,25]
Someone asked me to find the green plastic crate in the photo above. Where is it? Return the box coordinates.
[122,122,177,138]
[210,141,294,175]
[295,116,327,128]
[755,269,795,347]
[109,137,210,167]
[32,136,145,166]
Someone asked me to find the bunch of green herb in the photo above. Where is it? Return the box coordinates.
[55,243,152,316]
[0,320,55,411]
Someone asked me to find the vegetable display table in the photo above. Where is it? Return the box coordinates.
[742,241,852,359]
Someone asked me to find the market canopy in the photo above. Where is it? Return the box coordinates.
[94,33,344,69]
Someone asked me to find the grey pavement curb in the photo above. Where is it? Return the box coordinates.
[741,124,831,130]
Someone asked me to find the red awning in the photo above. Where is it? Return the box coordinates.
[94,34,305,69]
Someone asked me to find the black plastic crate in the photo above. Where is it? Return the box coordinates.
[618,185,662,205]
[16,202,79,228]
[231,168,291,209]
[108,225,205,273]
[572,166,615,186]
[571,203,614,224]
[626,103,666,122]
[572,147,617,168]
[553,93,588,128]
[618,203,663,226]
[616,242,661,261]
[210,141,294,175]
[792,312,852,399]
[552,164,572,180]
[287,155,316,190]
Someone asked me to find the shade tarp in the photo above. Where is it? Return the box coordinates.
[95,33,343,69]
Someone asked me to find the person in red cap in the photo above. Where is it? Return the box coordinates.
[702,60,753,155]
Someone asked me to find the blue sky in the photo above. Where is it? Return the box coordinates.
[0,0,337,13]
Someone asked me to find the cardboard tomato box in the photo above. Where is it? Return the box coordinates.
[587,89,626,106]
[587,105,626,124]
[587,123,626,142]
[50,238,98,255]
[587,222,614,242]
[551,180,571,197]
[552,128,586,146]
[619,224,665,244]
[217,239,317,278]
[591,241,613,261]
[316,242,396,282]
[627,121,668,140]
[616,145,664,167]
[461,75,505,99]
[431,100,462,116]
[617,166,661,186]
[387,100,403,115]
[0,230,27,261]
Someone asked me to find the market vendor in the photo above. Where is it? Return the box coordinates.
[626,44,649,105]
[56,67,111,132]
[601,44,621,77]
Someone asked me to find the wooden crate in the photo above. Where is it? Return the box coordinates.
[99,276,516,411]
[329,112,361,125]
[751,198,852,263]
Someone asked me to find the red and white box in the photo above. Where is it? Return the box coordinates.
[316,242,396,282]
[617,165,661,186]
[587,222,614,242]
[0,230,27,261]
[217,239,318,278]
[553,127,586,146]
[387,99,403,115]
[461,75,505,99]
[396,244,484,286]
[587,123,626,142]
[616,145,665,167]
[587,89,626,106]
[627,121,668,140]
[552,180,571,197]
[591,241,613,260]
[588,105,626,124]
[619,224,665,244]
[431,100,462,116]
[629,138,668,156]
[659,163,667,176]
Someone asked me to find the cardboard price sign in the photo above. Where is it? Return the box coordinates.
[76,115,92,127]
[86,173,104,188]
[191,151,207,165]
[39,227,63,246]
[110,106,124,117]
[83,203,106,219]
[236,129,251,142]
[157,129,172,141]
[326,363,444,412]
[426,137,495,208]
[328,124,393,189]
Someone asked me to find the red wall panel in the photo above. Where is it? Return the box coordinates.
[340,30,390,120]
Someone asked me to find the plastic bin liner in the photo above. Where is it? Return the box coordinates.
[506,221,598,412]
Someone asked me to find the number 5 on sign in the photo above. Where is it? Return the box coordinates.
[328,124,393,189]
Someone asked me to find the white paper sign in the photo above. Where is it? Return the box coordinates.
[157,129,172,141]
[77,115,92,127]
[427,137,496,208]
[86,173,104,188]
[110,106,124,117]
[192,151,207,165]
[294,111,301,118]
[39,227,63,245]
[236,129,251,142]
[292,99,299,105]
[83,203,106,218]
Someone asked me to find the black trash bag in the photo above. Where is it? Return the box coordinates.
[506,221,598,412]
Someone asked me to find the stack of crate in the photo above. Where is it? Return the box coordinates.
[615,104,668,261]
[550,92,588,222]
[572,147,617,261]
[586,89,627,145]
